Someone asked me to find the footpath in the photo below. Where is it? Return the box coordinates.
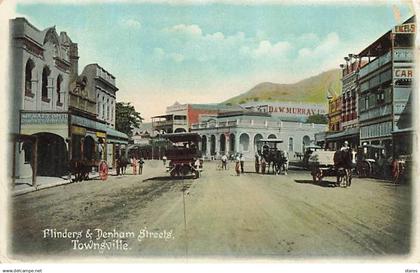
[11,171,118,197]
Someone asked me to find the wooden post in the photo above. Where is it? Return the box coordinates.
[12,141,16,188]
[32,137,38,187]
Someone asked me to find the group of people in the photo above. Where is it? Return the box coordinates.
[115,155,145,176]
[219,153,245,175]
[254,154,267,174]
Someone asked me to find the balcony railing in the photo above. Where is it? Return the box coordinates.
[359,51,391,78]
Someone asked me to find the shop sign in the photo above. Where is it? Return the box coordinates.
[394,68,413,79]
[71,126,86,136]
[393,23,416,34]
[96,132,107,138]
[21,112,68,125]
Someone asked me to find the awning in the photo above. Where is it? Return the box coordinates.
[392,128,414,134]
[71,115,128,142]
[326,127,359,140]
[106,127,129,140]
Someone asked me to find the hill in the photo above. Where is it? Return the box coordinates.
[223,69,342,105]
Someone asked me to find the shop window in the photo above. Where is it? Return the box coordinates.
[22,141,32,164]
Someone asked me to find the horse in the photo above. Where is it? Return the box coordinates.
[118,156,129,175]
[333,148,353,187]
[261,148,288,175]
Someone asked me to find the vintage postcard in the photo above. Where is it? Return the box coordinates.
[0,0,418,271]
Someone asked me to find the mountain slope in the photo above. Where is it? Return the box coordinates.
[223,69,342,105]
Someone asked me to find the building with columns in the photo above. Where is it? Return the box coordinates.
[191,110,327,160]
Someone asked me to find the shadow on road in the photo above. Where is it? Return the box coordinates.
[294,179,339,188]
[143,175,196,182]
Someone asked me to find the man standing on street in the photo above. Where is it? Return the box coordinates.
[138,158,145,175]
[221,153,228,170]
[239,153,245,174]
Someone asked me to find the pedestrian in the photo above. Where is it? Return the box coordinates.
[162,155,167,166]
[138,158,145,175]
[239,153,245,173]
[131,156,138,175]
[261,157,267,174]
[116,154,121,176]
[221,154,228,170]
[235,154,241,176]
[255,153,260,173]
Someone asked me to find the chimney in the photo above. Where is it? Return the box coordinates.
[69,42,79,83]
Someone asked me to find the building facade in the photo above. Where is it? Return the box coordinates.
[326,56,361,149]
[10,18,128,180]
[357,16,415,157]
[191,111,327,160]
[152,102,237,133]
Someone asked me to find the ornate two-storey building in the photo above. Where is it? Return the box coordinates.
[10,17,128,181]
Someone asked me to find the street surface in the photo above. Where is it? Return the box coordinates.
[11,160,412,260]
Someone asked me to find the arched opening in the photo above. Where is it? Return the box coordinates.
[33,133,68,177]
[42,66,51,100]
[25,59,35,96]
[174,128,187,133]
[229,133,235,153]
[254,134,263,154]
[288,137,294,152]
[268,134,277,139]
[239,133,250,152]
[302,135,311,152]
[220,134,226,154]
[83,136,95,161]
[56,74,63,105]
[201,135,207,154]
[210,135,216,155]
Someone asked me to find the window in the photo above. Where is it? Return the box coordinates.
[97,94,100,115]
[56,75,63,105]
[25,59,35,97]
[42,66,51,102]
[102,97,105,119]
[110,101,114,122]
[288,137,294,152]
[106,99,110,120]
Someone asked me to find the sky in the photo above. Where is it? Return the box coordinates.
[14,0,414,121]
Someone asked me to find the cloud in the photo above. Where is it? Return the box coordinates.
[165,24,203,37]
[298,32,340,59]
[239,39,292,60]
[120,18,141,29]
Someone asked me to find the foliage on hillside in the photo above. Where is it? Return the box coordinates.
[223,69,342,105]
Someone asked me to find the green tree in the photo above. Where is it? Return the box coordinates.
[115,102,143,137]
[306,114,328,124]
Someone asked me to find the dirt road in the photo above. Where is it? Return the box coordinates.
[10,160,412,260]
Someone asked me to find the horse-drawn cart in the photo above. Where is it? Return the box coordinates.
[256,139,288,175]
[161,133,202,179]
[308,150,351,187]
[69,159,109,182]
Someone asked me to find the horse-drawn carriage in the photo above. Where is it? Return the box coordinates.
[356,144,387,178]
[69,159,109,182]
[309,149,352,187]
[161,133,202,179]
[256,139,288,175]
